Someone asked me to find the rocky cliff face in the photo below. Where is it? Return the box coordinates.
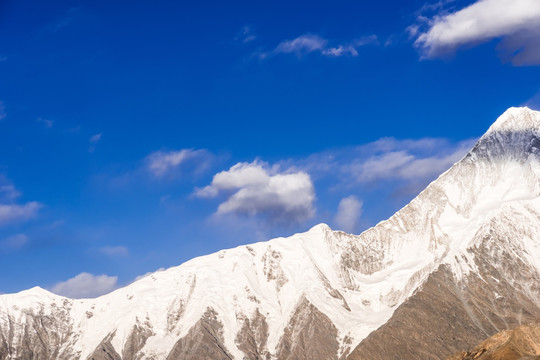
[2,107,540,360]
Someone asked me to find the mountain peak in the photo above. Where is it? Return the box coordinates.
[487,106,540,134]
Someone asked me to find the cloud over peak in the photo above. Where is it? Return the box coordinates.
[414,0,540,65]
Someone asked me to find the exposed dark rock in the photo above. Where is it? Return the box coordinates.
[121,323,154,360]
[276,296,340,360]
[88,333,121,360]
[166,308,233,360]
[235,309,270,360]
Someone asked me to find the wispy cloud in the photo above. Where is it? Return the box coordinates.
[146,148,214,178]
[0,177,42,226]
[196,161,315,226]
[89,133,102,143]
[236,25,257,43]
[50,7,80,33]
[50,272,118,298]
[1,233,29,251]
[88,133,102,152]
[98,245,129,257]
[0,184,21,202]
[334,196,363,233]
[0,101,6,121]
[261,33,378,59]
[301,137,475,184]
[0,202,42,226]
[37,117,54,128]
[414,0,540,65]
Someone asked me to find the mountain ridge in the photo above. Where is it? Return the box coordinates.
[2,107,540,360]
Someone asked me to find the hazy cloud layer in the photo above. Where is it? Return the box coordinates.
[300,137,475,185]
[414,0,540,65]
[196,161,315,225]
[98,245,129,257]
[334,196,363,233]
[146,148,213,178]
[1,233,28,251]
[50,272,118,298]
[262,34,378,59]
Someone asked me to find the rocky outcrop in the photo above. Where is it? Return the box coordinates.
[235,309,269,360]
[165,308,233,360]
[275,297,340,360]
[88,333,121,360]
[446,322,540,360]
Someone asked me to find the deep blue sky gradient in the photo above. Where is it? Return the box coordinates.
[0,0,539,294]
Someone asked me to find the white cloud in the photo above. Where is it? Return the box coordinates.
[268,33,377,58]
[146,148,212,177]
[334,196,363,233]
[414,0,540,65]
[50,272,118,298]
[196,161,315,225]
[0,202,42,226]
[275,34,328,55]
[1,233,28,251]
[98,245,128,257]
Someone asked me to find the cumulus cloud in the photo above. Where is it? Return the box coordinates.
[50,272,118,298]
[196,161,315,225]
[265,33,378,59]
[98,245,128,257]
[414,0,540,65]
[334,196,363,233]
[1,233,28,251]
[146,148,213,177]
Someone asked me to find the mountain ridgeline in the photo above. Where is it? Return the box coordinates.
[2,107,540,360]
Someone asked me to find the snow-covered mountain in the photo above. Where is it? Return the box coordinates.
[2,107,540,360]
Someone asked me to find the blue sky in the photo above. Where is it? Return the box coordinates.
[1,0,539,297]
